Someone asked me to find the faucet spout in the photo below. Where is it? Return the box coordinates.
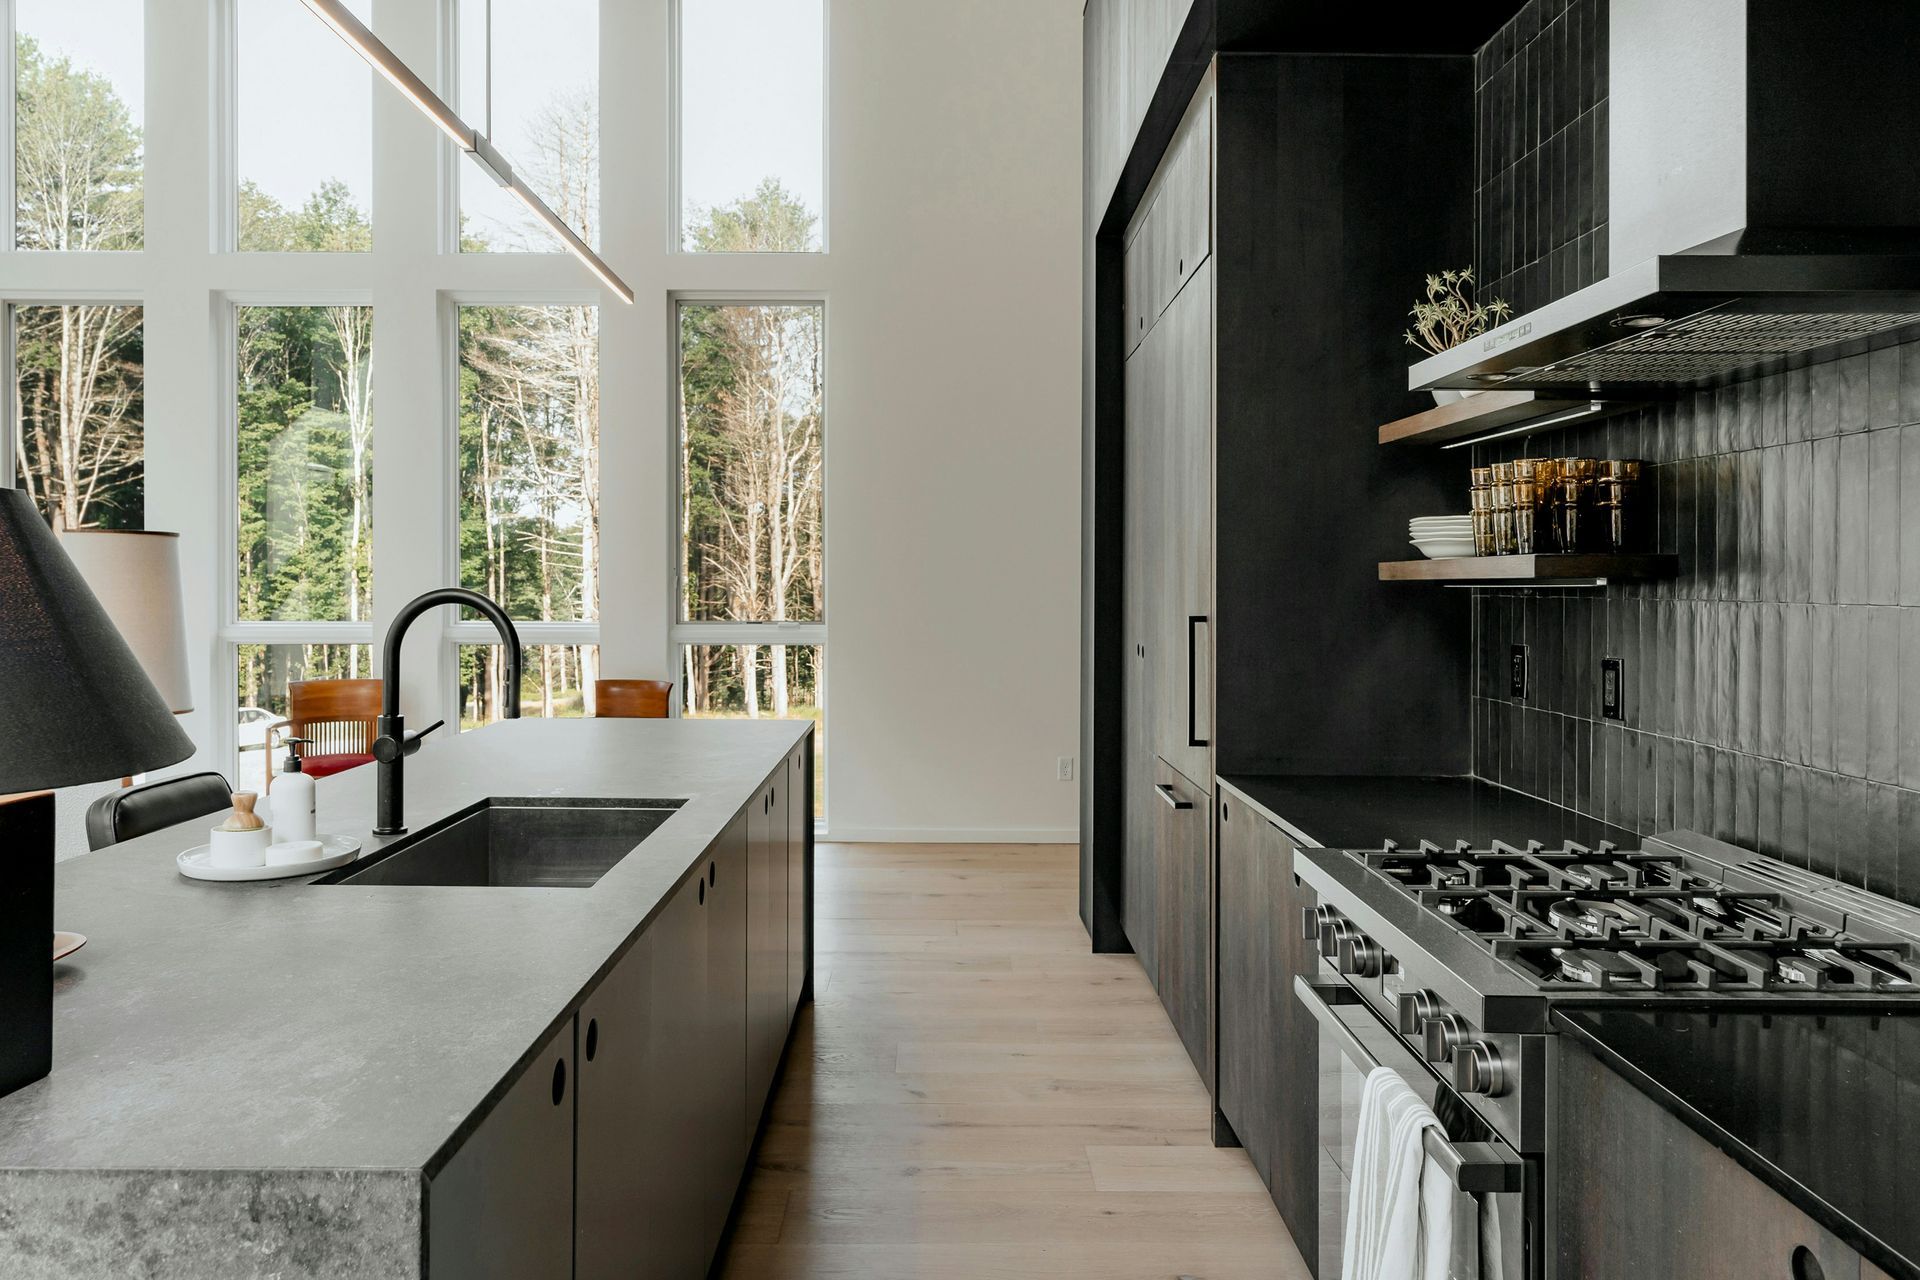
[373,588,521,834]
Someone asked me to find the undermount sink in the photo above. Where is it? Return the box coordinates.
[319,797,686,889]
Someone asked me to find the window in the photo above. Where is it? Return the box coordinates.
[454,0,598,252]
[15,0,144,251]
[678,302,823,624]
[235,305,374,625]
[236,0,371,251]
[12,303,143,528]
[457,303,600,729]
[684,643,824,815]
[676,0,824,252]
[233,641,372,793]
[459,642,601,729]
[676,300,825,815]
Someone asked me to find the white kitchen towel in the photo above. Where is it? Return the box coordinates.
[1341,1066,1453,1280]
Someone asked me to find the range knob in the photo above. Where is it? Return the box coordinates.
[1336,934,1385,979]
[1301,905,1337,943]
[1320,915,1360,960]
[1422,1013,1471,1063]
[1455,1042,1509,1097]
[1397,989,1442,1036]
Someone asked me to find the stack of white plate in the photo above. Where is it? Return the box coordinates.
[1408,515,1476,559]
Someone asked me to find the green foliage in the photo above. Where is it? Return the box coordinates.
[14,34,142,251]
[685,177,818,253]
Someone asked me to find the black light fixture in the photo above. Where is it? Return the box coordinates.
[0,486,194,1098]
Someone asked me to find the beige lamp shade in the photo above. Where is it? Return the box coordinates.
[54,529,194,714]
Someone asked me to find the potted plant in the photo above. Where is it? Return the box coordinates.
[1404,268,1512,404]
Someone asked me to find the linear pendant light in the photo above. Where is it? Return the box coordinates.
[299,0,635,304]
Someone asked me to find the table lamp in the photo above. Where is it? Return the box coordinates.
[0,487,193,1099]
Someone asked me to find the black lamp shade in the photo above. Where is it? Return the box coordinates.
[0,487,194,792]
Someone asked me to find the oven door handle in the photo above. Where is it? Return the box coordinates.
[1294,977,1523,1195]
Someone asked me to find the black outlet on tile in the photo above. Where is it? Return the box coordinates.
[1601,657,1625,721]
[1510,645,1529,701]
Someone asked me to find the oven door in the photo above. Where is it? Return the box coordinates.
[1295,975,1532,1280]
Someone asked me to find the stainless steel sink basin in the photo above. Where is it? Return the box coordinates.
[319,797,685,888]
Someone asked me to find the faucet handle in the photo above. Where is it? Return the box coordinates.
[402,720,446,755]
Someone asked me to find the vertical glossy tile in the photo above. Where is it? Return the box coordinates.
[1839,352,1871,433]
[1901,340,1920,429]
[1831,607,1868,779]
[1778,765,1809,868]
[1833,774,1871,889]
[1836,432,1871,603]
[1733,751,1758,849]
[1809,436,1840,605]
[1865,782,1900,898]
[1782,441,1812,602]
[1758,603,1783,763]
[1902,425,1920,606]
[1714,456,1739,602]
[1734,604,1760,756]
[1809,358,1842,440]
[1737,448,1762,601]
[1804,768,1837,878]
[1808,606,1836,772]
[1902,610,1920,791]
[1867,607,1900,785]
[1758,445,1784,603]
[1711,748,1737,843]
[1786,365,1814,443]
[1871,344,1903,431]
[1782,604,1812,767]
[1754,758,1783,859]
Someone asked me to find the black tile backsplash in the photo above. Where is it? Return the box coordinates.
[1473,0,1607,319]
[1470,339,1920,903]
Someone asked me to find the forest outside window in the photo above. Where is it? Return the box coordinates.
[11,303,143,529]
[458,303,600,725]
[676,0,824,252]
[677,299,825,814]
[454,0,598,253]
[236,0,371,251]
[14,0,144,251]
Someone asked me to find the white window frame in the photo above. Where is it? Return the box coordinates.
[667,0,831,256]
[669,292,828,825]
[215,293,380,782]
[0,290,145,488]
[442,291,604,721]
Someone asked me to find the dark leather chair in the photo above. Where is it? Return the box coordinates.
[85,772,233,851]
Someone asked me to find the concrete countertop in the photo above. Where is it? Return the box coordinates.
[0,717,804,1178]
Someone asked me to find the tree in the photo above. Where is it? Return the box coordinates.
[12,35,145,529]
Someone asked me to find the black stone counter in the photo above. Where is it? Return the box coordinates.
[1216,774,1635,850]
[1555,1006,1920,1280]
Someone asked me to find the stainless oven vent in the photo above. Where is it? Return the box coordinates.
[1510,311,1920,387]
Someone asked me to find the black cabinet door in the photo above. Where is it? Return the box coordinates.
[786,742,810,1018]
[1123,341,1159,983]
[426,1019,574,1280]
[705,810,751,1216]
[1213,786,1318,1257]
[574,931,654,1280]
[1156,255,1212,787]
[746,779,785,1132]
[1153,758,1209,1083]
[638,869,714,1280]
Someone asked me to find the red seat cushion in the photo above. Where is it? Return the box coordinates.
[296,753,373,779]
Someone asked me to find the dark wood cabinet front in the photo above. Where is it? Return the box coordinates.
[1214,786,1319,1257]
[1153,758,1211,1082]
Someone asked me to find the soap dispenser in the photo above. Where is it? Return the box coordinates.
[274,737,317,844]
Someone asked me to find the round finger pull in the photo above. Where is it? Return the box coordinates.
[551,1057,567,1106]
[585,1018,599,1062]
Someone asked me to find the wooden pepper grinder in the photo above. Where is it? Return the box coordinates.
[218,791,266,831]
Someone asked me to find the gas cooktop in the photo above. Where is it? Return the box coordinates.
[1359,833,1920,995]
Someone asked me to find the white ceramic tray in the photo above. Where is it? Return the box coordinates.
[177,834,362,882]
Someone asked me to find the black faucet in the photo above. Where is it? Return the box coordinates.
[373,588,522,834]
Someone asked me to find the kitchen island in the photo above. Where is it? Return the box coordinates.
[0,717,813,1279]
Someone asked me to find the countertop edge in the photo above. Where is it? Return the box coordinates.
[1550,1009,1920,1280]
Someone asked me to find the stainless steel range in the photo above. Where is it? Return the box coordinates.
[1290,829,1920,1280]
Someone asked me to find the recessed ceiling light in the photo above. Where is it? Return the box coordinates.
[1611,313,1668,330]
[1468,372,1512,383]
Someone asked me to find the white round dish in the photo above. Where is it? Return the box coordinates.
[1411,540,1478,560]
[178,834,361,882]
[53,931,86,961]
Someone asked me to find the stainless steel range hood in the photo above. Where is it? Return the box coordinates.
[1410,0,1920,396]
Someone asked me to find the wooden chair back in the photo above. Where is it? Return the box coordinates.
[267,678,383,792]
[595,678,674,719]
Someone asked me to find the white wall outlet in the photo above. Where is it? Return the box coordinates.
[1057,756,1075,781]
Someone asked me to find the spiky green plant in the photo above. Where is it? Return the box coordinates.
[1404,268,1513,356]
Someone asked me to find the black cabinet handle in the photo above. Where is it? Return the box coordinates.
[1188,615,1211,748]
[1155,783,1193,811]
[698,879,705,906]
[551,1058,567,1106]
[585,1018,599,1062]
[709,860,717,886]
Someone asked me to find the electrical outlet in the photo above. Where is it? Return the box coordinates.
[1601,657,1625,721]
[1057,756,1075,782]
[1509,645,1529,701]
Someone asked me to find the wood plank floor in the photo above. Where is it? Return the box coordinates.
[713,843,1313,1280]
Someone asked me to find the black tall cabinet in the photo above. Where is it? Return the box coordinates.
[1081,2,1478,1263]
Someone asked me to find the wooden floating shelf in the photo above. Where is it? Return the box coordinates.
[1378,391,1648,447]
[1379,554,1680,585]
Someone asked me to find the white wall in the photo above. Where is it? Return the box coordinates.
[31,0,1082,856]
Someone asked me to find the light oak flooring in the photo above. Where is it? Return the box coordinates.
[712,842,1312,1280]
